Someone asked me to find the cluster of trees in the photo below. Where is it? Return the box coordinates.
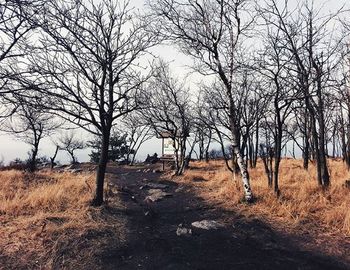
[145,0,350,201]
[1,0,350,205]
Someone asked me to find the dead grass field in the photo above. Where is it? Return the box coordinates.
[0,170,127,270]
[179,159,350,258]
[1,160,349,269]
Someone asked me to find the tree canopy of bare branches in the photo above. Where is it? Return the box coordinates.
[20,0,158,205]
[148,0,257,201]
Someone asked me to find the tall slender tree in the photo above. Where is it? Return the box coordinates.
[23,0,157,205]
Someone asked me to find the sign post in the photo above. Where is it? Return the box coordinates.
[157,131,176,171]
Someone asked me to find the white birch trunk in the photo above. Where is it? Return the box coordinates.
[233,146,253,202]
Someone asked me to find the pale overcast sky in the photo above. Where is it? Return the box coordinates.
[0,0,348,164]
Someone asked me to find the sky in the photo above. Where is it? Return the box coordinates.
[0,0,348,164]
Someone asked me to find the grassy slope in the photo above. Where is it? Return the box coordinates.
[179,159,350,258]
[0,170,127,270]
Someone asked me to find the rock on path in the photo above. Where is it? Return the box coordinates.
[145,189,172,202]
[191,220,224,230]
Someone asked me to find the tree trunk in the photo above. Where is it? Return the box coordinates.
[260,144,272,188]
[91,132,110,206]
[179,136,187,174]
[273,128,282,196]
[248,134,254,168]
[204,131,211,163]
[70,151,76,164]
[50,145,59,169]
[316,108,330,187]
[29,144,39,172]
[346,107,350,169]
[314,66,330,187]
[303,110,310,170]
[231,125,253,202]
[253,118,259,168]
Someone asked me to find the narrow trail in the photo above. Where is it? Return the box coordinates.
[102,165,348,270]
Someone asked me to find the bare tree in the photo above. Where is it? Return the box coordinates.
[260,0,346,188]
[1,96,59,172]
[120,112,153,165]
[193,94,213,162]
[0,0,36,75]
[0,0,40,117]
[255,18,298,195]
[142,60,192,175]
[57,132,84,164]
[21,0,157,205]
[148,0,256,201]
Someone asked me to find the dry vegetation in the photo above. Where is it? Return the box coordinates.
[0,170,127,270]
[179,159,350,257]
[1,160,349,268]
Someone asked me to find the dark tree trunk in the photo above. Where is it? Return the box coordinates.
[313,65,330,187]
[346,108,350,169]
[273,130,282,196]
[198,131,204,161]
[253,118,259,168]
[260,144,273,188]
[204,130,211,162]
[29,144,39,172]
[69,151,76,164]
[91,132,110,206]
[248,134,253,168]
[303,110,310,170]
[50,145,59,169]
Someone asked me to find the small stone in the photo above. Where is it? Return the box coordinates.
[191,220,224,230]
[145,189,172,202]
[147,183,168,189]
[176,226,192,236]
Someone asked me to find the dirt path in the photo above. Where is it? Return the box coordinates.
[102,165,349,270]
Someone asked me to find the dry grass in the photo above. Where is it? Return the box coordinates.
[180,159,350,241]
[0,170,127,270]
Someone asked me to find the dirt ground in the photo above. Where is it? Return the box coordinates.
[100,164,350,270]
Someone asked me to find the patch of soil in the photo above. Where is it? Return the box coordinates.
[101,164,349,270]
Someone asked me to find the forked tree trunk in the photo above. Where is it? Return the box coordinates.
[69,151,76,164]
[313,67,330,187]
[50,145,59,169]
[231,124,253,202]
